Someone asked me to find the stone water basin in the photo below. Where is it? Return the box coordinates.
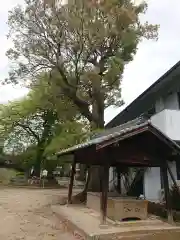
[87,192,148,221]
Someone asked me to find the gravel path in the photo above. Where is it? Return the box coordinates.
[0,188,75,240]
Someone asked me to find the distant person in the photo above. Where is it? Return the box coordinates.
[41,169,48,188]
[30,166,34,177]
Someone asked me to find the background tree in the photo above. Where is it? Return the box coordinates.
[0,75,86,175]
[5,0,158,189]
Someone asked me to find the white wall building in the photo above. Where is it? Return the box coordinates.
[107,61,180,202]
[145,91,180,201]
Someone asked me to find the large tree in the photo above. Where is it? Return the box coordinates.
[6,0,158,128]
[5,0,158,189]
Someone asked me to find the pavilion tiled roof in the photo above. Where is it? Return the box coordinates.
[56,116,180,157]
[56,117,154,156]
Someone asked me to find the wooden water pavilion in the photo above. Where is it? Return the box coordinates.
[57,117,180,224]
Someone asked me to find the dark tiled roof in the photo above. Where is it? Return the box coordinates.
[106,61,180,128]
[57,117,149,156]
[92,117,147,139]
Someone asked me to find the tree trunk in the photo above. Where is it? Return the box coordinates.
[33,110,56,177]
[72,81,105,202]
[76,164,86,181]
[88,87,105,192]
[88,166,102,192]
[34,143,45,177]
[73,99,105,198]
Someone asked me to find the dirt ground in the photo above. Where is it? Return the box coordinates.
[0,188,75,240]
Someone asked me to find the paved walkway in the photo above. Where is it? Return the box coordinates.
[0,188,75,240]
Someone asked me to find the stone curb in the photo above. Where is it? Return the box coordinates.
[51,205,180,240]
[0,185,66,189]
[51,205,96,240]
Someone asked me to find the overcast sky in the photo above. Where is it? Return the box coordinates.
[0,0,180,123]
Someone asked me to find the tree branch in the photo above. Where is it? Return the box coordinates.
[15,122,40,143]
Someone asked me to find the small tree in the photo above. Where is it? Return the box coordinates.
[0,75,79,175]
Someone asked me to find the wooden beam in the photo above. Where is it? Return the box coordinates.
[67,159,76,205]
[77,158,155,167]
[100,167,103,224]
[161,163,174,223]
[176,159,180,180]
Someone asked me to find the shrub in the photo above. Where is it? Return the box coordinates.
[16,172,25,176]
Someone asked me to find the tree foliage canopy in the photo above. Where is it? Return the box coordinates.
[6,0,158,128]
[0,75,88,173]
[2,0,159,184]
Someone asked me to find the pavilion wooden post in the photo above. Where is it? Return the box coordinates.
[100,164,109,226]
[67,159,76,205]
[117,166,121,194]
[161,163,174,223]
[167,163,180,194]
